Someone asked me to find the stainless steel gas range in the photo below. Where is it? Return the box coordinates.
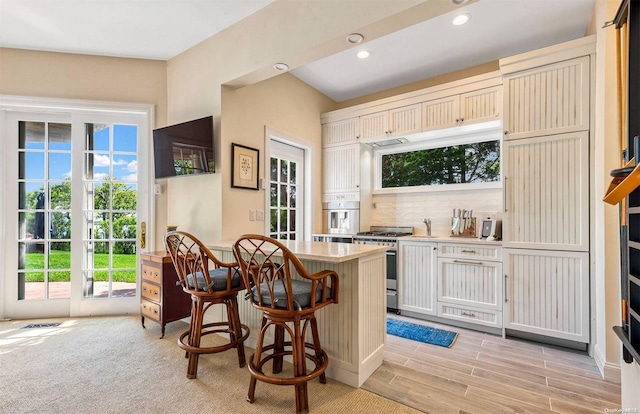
[353,226,413,312]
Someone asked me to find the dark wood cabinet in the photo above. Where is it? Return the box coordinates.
[139,251,191,338]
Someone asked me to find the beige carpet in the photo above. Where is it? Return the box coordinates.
[0,316,421,414]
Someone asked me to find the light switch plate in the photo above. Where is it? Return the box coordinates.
[249,210,256,221]
[256,210,264,221]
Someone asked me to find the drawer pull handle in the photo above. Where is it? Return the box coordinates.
[453,259,483,265]
[461,311,476,317]
[461,249,476,253]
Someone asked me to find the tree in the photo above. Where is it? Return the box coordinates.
[381,141,500,188]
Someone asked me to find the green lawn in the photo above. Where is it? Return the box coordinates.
[24,250,137,282]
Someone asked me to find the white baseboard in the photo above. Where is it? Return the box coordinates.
[594,346,621,384]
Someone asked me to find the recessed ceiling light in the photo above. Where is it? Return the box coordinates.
[452,13,471,26]
[357,50,371,59]
[273,63,289,71]
[346,33,364,44]
[450,0,469,5]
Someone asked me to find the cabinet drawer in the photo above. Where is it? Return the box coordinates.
[437,258,502,310]
[141,281,161,302]
[141,264,162,283]
[438,243,501,261]
[438,303,502,328]
[140,299,161,322]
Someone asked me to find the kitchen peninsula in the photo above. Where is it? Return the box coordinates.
[207,240,389,388]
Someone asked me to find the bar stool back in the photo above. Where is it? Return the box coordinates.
[233,234,339,414]
[165,231,249,379]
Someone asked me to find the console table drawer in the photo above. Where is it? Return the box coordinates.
[141,264,161,283]
[141,281,161,302]
[140,299,161,322]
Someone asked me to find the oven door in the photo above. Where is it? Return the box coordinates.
[386,249,398,309]
[386,250,397,290]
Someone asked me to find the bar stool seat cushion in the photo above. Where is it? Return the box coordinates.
[252,280,332,309]
[187,268,242,291]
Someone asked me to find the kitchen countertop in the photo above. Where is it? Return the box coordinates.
[402,235,503,245]
[207,239,389,263]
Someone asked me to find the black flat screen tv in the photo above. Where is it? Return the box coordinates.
[153,116,214,179]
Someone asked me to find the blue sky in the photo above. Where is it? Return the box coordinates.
[22,124,138,194]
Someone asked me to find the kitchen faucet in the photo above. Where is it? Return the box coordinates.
[423,218,431,236]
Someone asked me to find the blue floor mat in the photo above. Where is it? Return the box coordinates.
[386,318,458,348]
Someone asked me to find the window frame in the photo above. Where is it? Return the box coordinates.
[372,124,503,194]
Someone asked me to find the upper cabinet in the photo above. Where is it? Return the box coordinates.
[322,117,360,148]
[503,56,590,140]
[359,103,422,141]
[422,86,502,132]
[321,71,503,146]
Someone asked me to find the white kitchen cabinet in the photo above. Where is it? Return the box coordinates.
[503,248,590,343]
[322,117,360,148]
[436,242,503,329]
[503,56,590,141]
[359,103,421,142]
[398,240,438,316]
[322,144,360,200]
[422,86,502,132]
[503,131,590,251]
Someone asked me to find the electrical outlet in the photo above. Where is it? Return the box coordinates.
[249,210,256,221]
[256,210,264,221]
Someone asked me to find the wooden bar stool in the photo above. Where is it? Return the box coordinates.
[165,231,249,379]
[233,235,339,414]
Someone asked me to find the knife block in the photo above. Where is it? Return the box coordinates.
[450,217,476,238]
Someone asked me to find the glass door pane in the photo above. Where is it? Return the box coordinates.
[269,141,304,241]
[83,123,138,298]
[18,121,72,300]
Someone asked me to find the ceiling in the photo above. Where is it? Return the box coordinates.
[0,0,595,102]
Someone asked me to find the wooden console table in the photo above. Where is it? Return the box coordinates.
[139,251,191,338]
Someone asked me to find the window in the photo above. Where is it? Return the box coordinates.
[375,127,501,191]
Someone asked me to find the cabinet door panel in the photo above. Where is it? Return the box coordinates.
[388,104,421,137]
[322,144,360,196]
[503,131,589,251]
[503,56,590,140]
[437,258,502,310]
[322,118,360,147]
[421,95,459,132]
[459,86,502,126]
[360,111,388,141]
[503,249,589,343]
[398,241,437,315]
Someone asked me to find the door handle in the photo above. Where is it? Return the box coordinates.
[138,221,146,249]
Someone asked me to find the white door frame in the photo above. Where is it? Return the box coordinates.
[264,126,311,241]
[0,95,155,319]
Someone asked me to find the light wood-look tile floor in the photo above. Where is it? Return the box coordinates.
[362,315,621,414]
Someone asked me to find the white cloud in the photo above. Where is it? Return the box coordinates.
[93,154,111,167]
[123,173,137,183]
[126,160,137,173]
[93,173,109,180]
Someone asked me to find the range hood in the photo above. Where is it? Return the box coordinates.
[366,137,408,148]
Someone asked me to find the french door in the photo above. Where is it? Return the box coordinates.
[0,98,152,318]
[269,139,305,241]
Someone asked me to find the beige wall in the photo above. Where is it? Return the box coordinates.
[592,0,623,381]
[0,48,167,124]
[593,0,640,407]
[220,73,334,240]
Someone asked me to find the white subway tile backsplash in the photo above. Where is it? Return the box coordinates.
[371,188,502,237]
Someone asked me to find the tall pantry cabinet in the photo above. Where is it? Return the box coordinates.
[500,37,595,345]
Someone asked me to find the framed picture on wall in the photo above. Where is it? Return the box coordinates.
[231,143,260,190]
